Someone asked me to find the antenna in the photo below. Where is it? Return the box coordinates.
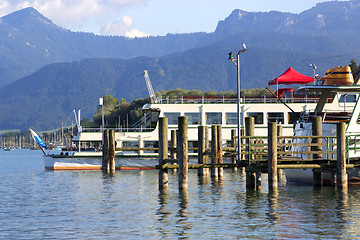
[144,70,157,103]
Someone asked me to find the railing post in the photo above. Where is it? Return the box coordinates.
[337,122,348,189]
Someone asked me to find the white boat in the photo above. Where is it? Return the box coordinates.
[286,66,360,184]
[45,67,357,170]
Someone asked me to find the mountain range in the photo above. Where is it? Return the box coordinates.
[1,0,360,130]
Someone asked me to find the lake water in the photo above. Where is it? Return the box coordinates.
[1,150,360,239]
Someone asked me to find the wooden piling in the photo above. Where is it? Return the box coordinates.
[231,129,237,171]
[268,122,278,191]
[337,122,348,189]
[246,171,256,189]
[211,125,218,178]
[256,171,261,190]
[312,116,322,160]
[217,125,223,177]
[245,117,255,162]
[178,116,188,190]
[312,116,323,186]
[170,130,177,160]
[158,117,168,189]
[102,130,115,173]
[198,126,209,176]
[313,169,323,187]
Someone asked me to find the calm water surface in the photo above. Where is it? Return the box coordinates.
[1,150,360,239]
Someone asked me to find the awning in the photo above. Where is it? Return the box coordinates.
[268,67,314,85]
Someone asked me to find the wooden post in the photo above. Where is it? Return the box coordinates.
[246,170,256,189]
[268,122,278,191]
[158,117,168,189]
[170,130,177,160]
[245,117,255,162]
[337,122,348,189]
[231,129,237,171]
[256,171,261,191]
[276,125,286,185]
[312,116,323,186]
[198,126,209,176]
[313,169,323,187]
[178,116,188,190]
[211,125,218,178]
[102,130,115,172]
[217,125,223,177]
[170,130,177,173]
[312,116,322,160]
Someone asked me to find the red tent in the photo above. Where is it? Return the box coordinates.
[268,67,314,85]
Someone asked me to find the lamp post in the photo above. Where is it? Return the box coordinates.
[99,97,104,130]
[309,64,317,84]
[228,43,247,163]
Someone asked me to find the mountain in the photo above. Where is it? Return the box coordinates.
[2,1,360,130]
[215,0,360,40]
[0,7,218,87]
[0,32,356,130]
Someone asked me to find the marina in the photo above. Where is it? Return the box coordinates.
[1,149,360,239]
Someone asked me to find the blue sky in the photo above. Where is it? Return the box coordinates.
[0,0,336,37]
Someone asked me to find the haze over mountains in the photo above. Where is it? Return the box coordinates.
[1,0,360,130]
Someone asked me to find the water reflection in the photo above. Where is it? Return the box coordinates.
[267,190,279,223]
[176,190,191,239]
[156,188,171,238]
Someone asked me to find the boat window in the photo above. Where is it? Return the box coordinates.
[247,112,263,124]
[164,112,180,124]
[185,113,201,125]
[206,112,222,124]
[288,112,302,124]
[268,112,284,124]
[226,112,243,125]
[339,94,357,103]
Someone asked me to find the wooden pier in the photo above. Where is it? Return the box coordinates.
[102,116,360,190]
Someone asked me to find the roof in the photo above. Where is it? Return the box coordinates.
[298,85,360,93]
[268,67,314,85]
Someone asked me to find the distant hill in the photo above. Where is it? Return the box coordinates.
[2,1,360,130]
[0,7,217,87]
[3,1,360,87]
[0,32,356,130]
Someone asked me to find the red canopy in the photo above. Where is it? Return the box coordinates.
[268,67,314,85]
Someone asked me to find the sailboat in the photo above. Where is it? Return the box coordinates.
[29,128,47,155]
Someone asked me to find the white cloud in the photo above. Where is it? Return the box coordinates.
[100,16,150,38]
[0,0,149,36]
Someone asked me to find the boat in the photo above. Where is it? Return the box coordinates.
[44,67,357,170]
[286,66,360,184]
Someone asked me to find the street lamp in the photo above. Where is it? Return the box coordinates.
[99,97,104,130]
[228,43,247,163]
[309,64,317,84]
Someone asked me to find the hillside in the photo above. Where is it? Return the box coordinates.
[3,1,360,87]
[2,1,360,130]
[0,32,357,130]
[0,7,217,87]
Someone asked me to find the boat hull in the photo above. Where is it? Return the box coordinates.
[285,168,360,185]
[44,156,159,171]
